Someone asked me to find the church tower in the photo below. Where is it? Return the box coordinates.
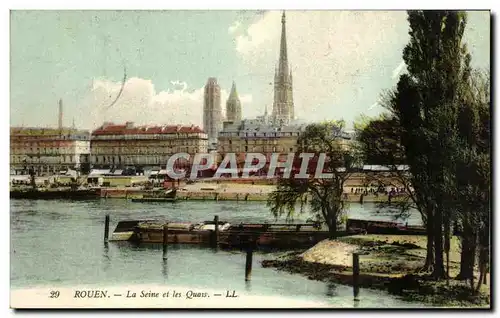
[203,77,222,146]
[225,81,242,122]
[272,11,294,126]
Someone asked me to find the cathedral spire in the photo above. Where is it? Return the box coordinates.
[272,10,294,126]
[225,81,242,122]
[228,81,238,99]
[278,10,289,75]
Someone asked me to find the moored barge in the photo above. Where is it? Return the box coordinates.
[110,219,342,248]
[110,218,426,249]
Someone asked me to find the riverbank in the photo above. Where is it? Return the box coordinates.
[11,179,408,203]
[261,235,490,308]
[101,183,407,203]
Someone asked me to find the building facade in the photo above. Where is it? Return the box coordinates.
[225,81,242,123]
[218,119,304,158]
[203,77,222,149]
[90,122,208,171]
[10,127,91,176]
[272,11,295,126]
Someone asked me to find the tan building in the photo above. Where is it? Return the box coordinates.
[10,127,91,176]
[217,119,304,165]
[90,122,208,171]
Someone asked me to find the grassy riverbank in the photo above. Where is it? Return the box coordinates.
[261,235,490,308]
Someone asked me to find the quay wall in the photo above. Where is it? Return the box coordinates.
[98,187,407,203]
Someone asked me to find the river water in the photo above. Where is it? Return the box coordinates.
[10,199,427,308]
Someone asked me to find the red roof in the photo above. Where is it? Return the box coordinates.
[92,123,205,136]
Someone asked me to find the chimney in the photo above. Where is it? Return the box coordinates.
[58,99,63,129]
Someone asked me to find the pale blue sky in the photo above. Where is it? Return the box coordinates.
[10,10,490,130]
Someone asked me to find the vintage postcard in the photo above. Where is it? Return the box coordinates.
[9,8,491,310]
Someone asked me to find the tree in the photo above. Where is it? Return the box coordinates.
[356,108,436,271]
[267,121,358,239]
[454,68,490,292]
[394,11,470,279]
[358,10,490,289]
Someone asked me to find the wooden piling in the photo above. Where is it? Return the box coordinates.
[162,223,169,260]
[353,252,360,301]
[104,214,110,243]
[213,215,219,248]
[245,240,253,281]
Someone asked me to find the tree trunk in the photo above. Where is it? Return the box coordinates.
[321,205,336,240]
[476,246,487,293]
[457,219,476,280]
[444,213,451,284]
[433,208,445,279]
[478,242,489,286]
[326,205,337,239]
[421,207,434,272]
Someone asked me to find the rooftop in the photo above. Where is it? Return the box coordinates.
[10,127,90,137]
[92,122,205,136]
[220,119,306,134]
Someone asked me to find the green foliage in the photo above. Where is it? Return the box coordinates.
[267,122,357,238]
[361,10,490,284]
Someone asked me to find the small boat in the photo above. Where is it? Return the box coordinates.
[10,188,100,200]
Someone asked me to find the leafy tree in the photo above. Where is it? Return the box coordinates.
[267,121,358,239]
[355,106,436,270]
[454,68,490,292]
[395,10,470,279]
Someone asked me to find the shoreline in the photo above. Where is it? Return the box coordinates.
[261,235,490,308]
[11,183,408,203]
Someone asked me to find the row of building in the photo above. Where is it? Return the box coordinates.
[10,120,353,177]
[10,12,352,177]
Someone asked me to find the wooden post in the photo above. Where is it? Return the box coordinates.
[353,252,360,301]
[104,214,110,243]
[245,239,253,282]
[163,223,169,260]
[213,215,219,248]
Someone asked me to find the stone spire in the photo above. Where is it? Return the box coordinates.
[278,11,289,76]
[272,10,294,126]
[225,81,242,122]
